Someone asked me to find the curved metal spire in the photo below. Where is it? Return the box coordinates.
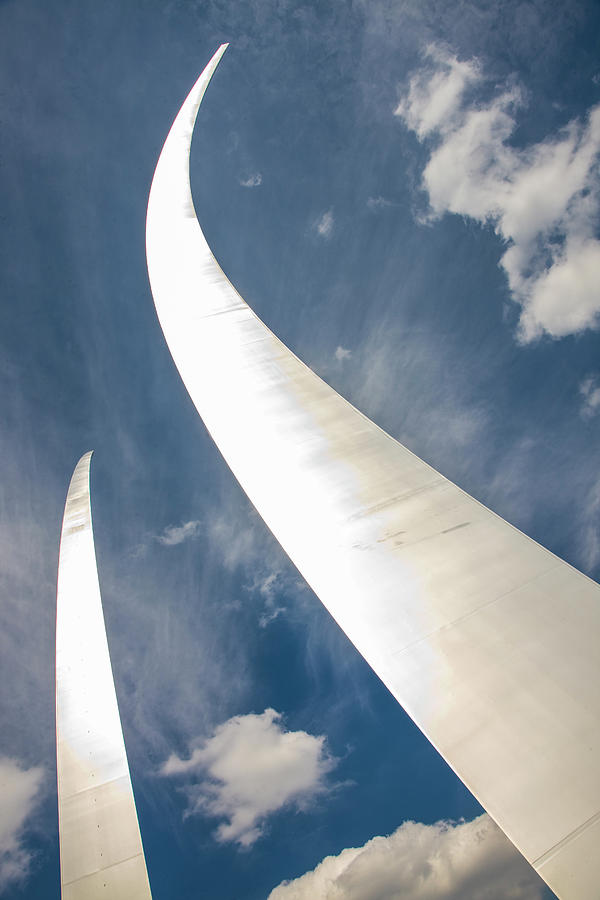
[146,47,600,899]
[56,452,152,899]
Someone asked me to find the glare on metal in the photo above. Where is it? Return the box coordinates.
[146,45,600,899]
[56,452,152,899]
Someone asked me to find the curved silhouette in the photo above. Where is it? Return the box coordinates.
[146,45,600,899]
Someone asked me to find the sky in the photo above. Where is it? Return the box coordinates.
[1,0,600,897]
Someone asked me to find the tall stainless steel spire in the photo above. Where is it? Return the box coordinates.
[146,46,600,899]
[56,452,152,899]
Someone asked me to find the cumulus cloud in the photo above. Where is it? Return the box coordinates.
[580,374,600,418]
[315,210,334,238]
[239,172,262,188]
[268,813,545,899]
[396,44,481,139]
[161,709,337,846]
[396,44,600,342]
[156,519,201,546]
[0,758,44,891]
[334,346,352,363]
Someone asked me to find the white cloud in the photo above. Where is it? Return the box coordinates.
[239,172,262,188]
[396,45,600,342]
[204,507,266,572]
[248,571,286,627]
[0,758,43,891]
[156,519,201,546]
[268,813,545,900]
[250,570,279,600]
[205,507,307,625]
[334,346,352,363]
[258,605,286,628]
[161,709,337,847]
[367,195,392,210]
[315,210,334,238]
[395,44,480,139]
[580,374,600,418]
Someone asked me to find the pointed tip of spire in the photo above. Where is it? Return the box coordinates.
[70,451,95,485]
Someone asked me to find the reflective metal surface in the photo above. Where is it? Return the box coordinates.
[56,452,152,899]
[146,46,600,899]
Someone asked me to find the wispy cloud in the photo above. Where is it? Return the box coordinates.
[352,324,489,472]
[205,507,306,625]
[239,172,262,188]
[367,195,393,210]
[580,375,600,418]
[334,346,352,363]
[0,758,44,892]
[161,709,337,847]
[258,605,286,628]
[156,519,202,546]
[132,497,303,633]
[268,813,545,899]
[314,209,334,238]
[251,571,278,600]
[249,571,286,627]
[578,478,600,571]
[205,509,264,572]
[396,44,600,343]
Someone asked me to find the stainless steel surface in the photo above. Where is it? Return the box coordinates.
[146,46,600,899]
[56,452,152,899]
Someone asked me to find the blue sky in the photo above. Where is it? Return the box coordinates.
[1,0,600,897]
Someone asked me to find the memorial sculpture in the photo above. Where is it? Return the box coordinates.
[145,45,600,898]
[56,452,152,899]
